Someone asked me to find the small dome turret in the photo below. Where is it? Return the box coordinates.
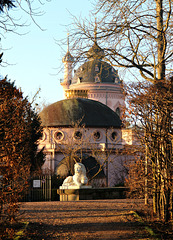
[62,34,74,63]
[61,34,74,91]
[62,51,74,63]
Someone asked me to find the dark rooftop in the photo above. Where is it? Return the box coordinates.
[39,98,122,128]
[72,59,121,85]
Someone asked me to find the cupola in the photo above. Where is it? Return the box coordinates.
[61,34,74,91]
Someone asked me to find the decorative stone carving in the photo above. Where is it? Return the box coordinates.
[60,163,92,189]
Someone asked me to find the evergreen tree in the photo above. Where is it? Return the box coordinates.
[0,0,15,12]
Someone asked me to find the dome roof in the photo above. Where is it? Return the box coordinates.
[39,98,122,128]
[72,59,121,84]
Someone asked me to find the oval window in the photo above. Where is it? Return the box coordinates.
[93,131,101,141]
[54,131,64,141]
[74,131,82,140]
[111,131,117,141]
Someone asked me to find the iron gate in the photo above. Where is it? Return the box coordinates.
[22,175,52,201]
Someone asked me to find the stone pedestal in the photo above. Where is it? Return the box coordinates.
[57,186,92,201]
[57,187,128,201]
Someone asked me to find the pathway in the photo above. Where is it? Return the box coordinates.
[19,199,153,240]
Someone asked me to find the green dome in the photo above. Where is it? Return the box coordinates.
[72,59,121,84]
[39,98,122,128]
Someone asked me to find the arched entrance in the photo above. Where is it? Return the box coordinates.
[55,154,106,186]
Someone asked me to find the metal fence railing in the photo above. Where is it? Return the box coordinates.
[22,175,52,202]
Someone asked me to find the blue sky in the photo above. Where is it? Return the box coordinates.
[1,0,93,106]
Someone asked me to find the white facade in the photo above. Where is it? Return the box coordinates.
[69,82,125,113]
[38,126,134,186]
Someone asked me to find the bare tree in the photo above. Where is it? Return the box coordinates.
[71,0,173,81]
[126,78,173,221]
[53,121,123,187]
[55,122,106,186]
[0,0,50,67]
[0,0,48,33]
[69,0,173,222]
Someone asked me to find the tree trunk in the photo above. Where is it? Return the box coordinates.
[156,0,166,80]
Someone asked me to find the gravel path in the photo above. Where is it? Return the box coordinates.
[19,199,153,240]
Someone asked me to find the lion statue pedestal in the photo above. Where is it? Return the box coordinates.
[60,163,92,189]
[58,163,92,201]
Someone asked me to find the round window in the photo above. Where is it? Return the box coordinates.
[74,131,82,140]
[93,131,101,141]
[54,131,64,141]
[111,131,117,141]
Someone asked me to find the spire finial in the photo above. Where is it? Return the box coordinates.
[62,33,74,63]
[87,18,105,60]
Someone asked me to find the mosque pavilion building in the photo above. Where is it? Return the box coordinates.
[38,39,134,187]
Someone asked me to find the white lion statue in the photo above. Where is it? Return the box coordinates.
[62,163,88,187]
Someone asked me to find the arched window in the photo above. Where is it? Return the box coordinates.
[95,65,99,71]
[95,74,100,83]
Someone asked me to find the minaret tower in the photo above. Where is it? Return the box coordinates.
[61,34,74,92]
